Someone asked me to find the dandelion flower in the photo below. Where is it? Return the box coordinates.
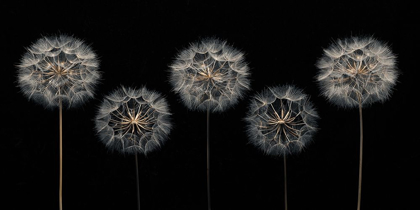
[16,34,101,210]
[245,85,318,210]
[95,86,172,155]
[95,86,171,210]
[316,36,398,108]
[169,38,250,112]
[169,38,250,210]
[316,36,399,210]
[17,34,100,108]
[245,85,318,156]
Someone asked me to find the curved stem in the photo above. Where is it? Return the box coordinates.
[135,153,141,210]
[357,97,363,210]
[207,107,211,210]
[59,98,63,210]
[284,155,288,210]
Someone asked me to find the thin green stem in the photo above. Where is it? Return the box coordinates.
[284,155,288,210]
[207,107,211,210]
[135,153,141,210]
[59,98,63,210]
[357,97,363,210]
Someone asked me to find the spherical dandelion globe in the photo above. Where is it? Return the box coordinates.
[17,34,101,108]
[316,36,398,108]
[95,86,172,155]
[169,38,250,112]
[245,85,319,156]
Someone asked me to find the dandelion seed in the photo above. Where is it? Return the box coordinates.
[316,36,399,210]
[16,34,101,210]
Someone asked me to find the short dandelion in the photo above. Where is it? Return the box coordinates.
[95,86,172,210]
[169,38,250,210]
[17,34,101,210]
[316,36,398,210]
[245,85,319,210]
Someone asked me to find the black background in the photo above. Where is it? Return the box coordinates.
[2,1,418,209]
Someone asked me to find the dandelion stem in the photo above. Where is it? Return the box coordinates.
[206,107,211,210]
[59,98,63,210]
[135,153,141,210]
[357,97,363,210]
[284,155,288,210]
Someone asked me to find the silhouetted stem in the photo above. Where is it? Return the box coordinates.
[135,153,141,210]
[207,107,211,210]
[357,97,363,210]
[59,98,63,210]
[284,155,288,210]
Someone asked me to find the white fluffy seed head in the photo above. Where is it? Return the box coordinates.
[316,36,398,108]
[95,86,172,155]
[17,34,101,109]
[169,38,251,112]
[245,85,319,156]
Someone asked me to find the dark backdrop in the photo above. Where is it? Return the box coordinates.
[2,1,418,209]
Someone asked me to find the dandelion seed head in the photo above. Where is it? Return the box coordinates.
[316,36,398,108]
[245,85,319,156]
[17,34,101,108]
[169,38,250,112]
[95,86,172,155]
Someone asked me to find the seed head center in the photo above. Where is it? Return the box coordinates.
[197,67,222,82]
[52,64,67,76]
[346,60,369,77]
[277,119,285,124]
[129,117,139,124]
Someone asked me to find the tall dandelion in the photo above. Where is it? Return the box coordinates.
[95,86,172,210]
[245,85,318,210]
[169,38,250,209]
[17,34,101,210]
[316,36,398,210]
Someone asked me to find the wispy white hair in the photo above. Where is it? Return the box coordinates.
[95,86,172,155]
[245,85,319,156]
[169,38,250,112]
[316,36,398,108]
[17,34,101,108]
